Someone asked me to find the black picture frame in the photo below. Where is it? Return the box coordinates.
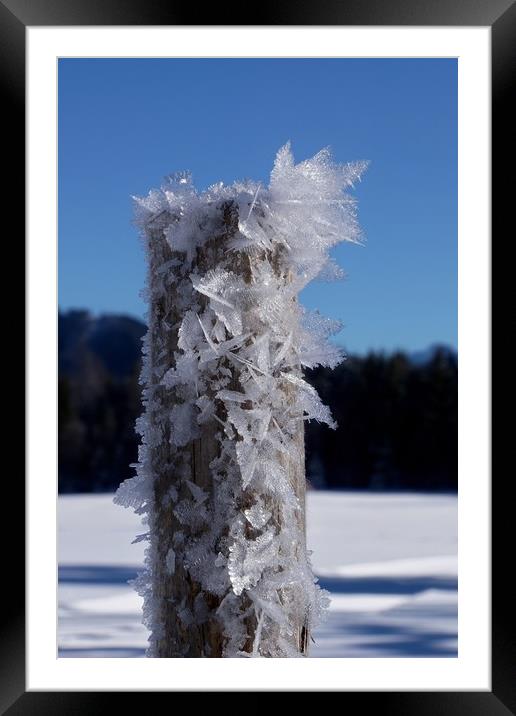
[4,0,511,710]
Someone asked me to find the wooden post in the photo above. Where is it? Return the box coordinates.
[115,144,363,659]
[145,201,308,657]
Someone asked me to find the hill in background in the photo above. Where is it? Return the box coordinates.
[59,310,457,493]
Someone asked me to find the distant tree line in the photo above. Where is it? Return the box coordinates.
[58,310,457,493]
[305,350,457,491]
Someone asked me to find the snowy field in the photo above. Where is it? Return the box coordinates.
[58,491,457,658]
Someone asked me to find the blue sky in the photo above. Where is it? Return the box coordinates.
[58,58,457,355]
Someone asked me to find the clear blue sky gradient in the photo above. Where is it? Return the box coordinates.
[58,58,457,355]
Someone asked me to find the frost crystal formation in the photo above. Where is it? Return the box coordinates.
[114,144,367,657]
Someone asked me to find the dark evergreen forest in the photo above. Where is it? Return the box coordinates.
[59,310,457,493]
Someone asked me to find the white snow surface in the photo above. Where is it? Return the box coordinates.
[58,491,457,658]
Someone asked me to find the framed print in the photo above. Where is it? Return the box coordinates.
[3,0,512,710]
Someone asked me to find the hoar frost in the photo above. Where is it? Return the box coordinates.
[115,143,367,657]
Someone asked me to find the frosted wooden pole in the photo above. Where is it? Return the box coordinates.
[146,203,307,657]
[115,144,365,658]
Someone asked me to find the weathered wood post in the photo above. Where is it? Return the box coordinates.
[115,144,366,657]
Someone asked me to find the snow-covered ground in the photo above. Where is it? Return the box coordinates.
[58,491,457,658]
